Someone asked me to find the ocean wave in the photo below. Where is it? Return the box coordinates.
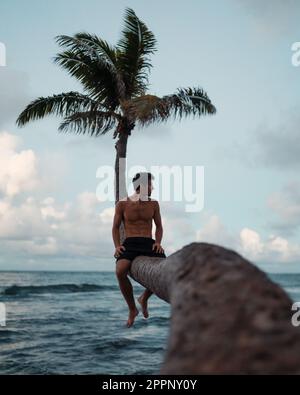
[2,283,117,296]
[285,287,300,293]
[94,338,140,353]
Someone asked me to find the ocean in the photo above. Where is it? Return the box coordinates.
[0,271,299,375]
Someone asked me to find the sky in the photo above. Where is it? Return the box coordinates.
[0,0,300,272]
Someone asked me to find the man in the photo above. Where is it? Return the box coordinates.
[112,172,166,328]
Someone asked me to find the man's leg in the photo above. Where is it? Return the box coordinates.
[115,258,139,327]
[137,289,153,319]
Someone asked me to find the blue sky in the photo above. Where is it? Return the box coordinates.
[0,0,300,272]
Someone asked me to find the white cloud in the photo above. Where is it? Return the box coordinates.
[99,206,115,224]
[40,204,67,221]
[1,131,299,269]
[0,133,189,262]
[239,227,300,264]
[0,196,48,240]
[196,213,300,266]
[239,228,264,260]
[0,131,112,261]
[0,131,39,197]
[0,191,112,258]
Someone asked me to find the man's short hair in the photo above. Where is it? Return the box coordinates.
[132,172,154,192]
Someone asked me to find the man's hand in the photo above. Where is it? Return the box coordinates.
[152,242,164,254]
[114,245,126,258]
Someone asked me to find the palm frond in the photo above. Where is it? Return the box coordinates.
[16,92,99,127]
[122,87,216,127]
[165,87,217,120]
[53,51,120,109]
[54,33,125,106]
[58,111,117,136]
[116,7,157,98]
[55,33,118,69]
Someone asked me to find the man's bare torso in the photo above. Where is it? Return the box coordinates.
[120,195,157,238]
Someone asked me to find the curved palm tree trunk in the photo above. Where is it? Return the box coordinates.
[114,130,129,244]
[129,242,300,374]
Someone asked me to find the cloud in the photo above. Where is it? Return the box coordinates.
[0,191,112,258]
[1,131,299,270]
[0,196,50,240]
[239,228,264,259]
[0,131,111,262]
[0,133,194,264]
[0,190,195,263]
[0,130,70,200]
[0,131,39,197]
[240,228,300,264]
[196,213,300,265]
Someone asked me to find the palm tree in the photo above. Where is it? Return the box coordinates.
[16,7,216,242]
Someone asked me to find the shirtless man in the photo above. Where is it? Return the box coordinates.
[112,172,166,328]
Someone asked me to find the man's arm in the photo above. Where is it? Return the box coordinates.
[112,201,124,248]
[153,201,164,250]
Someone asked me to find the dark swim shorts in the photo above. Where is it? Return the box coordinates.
[115,237,167,262]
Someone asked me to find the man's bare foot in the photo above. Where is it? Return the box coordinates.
[126,307,139,328]
[137,295,149,319]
